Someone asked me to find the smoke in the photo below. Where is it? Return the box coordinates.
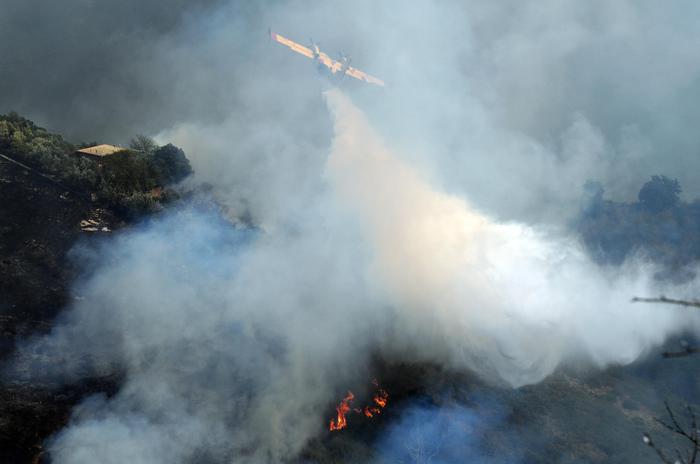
[2,1,700,221]
[4,0,700,462]
[375,398,520,464]
[5,87,699,463]
[0,0,228,141]
[17,207,379,463]
[323,89,700,386]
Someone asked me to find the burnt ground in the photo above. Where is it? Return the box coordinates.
[305,355,700,464]
[0,155,122,463]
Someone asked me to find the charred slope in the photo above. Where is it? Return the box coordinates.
[0,154,93,350]
[0,113,193,462]
[0,154,126,462]
[302,354,700,464]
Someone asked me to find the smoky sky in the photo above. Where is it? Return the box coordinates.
[3,0,700,223]
[0,0,230,141]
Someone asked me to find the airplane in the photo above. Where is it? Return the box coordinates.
[270,30,385,87]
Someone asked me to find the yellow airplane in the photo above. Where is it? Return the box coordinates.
[270,30,385,87]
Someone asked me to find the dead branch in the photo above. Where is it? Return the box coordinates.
[645,402,700,464]
[632,296,700,309]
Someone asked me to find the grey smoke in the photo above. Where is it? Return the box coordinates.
[4,1,700,462]
[375,398,520,463]
[2,1,700,221]
[24,207,382,463]
[8,87,700,463]
[0,0,229,141]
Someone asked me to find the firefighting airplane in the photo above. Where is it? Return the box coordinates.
[270,30,385,87]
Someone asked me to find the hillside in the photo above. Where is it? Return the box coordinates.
[0,114,193,462]
[1,114,699,464]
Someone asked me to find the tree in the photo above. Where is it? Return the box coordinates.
[151,143,193,185]
[11,130,27,151]
[0,120,9,140]
[99,150,158,194]
[129,134,158,155]
[638,176,682,213]
[643,403,699,464]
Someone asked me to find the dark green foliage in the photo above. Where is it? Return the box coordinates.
[129,134,158,156]
[577,176,700,274]
[114,191,162,219]
[151,143,193,185]
[638,175,682,213]
[100,150,159,194]
[0,112,193,219]
[128,136,194,185]
[2,113,69,159]
[96,151,160,217]
[0,113,99,190]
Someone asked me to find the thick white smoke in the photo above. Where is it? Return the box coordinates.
[7,88,699,463]
[323,89,700,386]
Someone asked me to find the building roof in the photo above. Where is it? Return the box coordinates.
[76,144,124,157]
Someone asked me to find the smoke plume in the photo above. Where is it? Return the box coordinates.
[4,1,700,462]
[324,89,700,386]
[6,88,700,463]
[2,1,700,221]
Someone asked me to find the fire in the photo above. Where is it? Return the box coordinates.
[328,381,389,431]
[363,387,388,417]
[329,391,354,431]
[374,388,388,408]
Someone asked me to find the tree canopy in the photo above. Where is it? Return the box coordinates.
[638,175,682,213]
[0,112,194,218]
[577,175,700,276]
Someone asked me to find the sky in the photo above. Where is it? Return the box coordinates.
[2,0,700,222]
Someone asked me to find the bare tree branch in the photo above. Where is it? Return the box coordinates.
[662,348,700,359]
[644,432,675,464]
[633,296,700,359]
[632,296,700,309]
[689,406,698,464]
[645,403,700,464]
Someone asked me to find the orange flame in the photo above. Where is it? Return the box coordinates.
[328,381,389,431]
[329,391,354,431]
[374,388,388,408]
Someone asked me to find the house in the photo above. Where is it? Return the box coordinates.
[75,144,124,158]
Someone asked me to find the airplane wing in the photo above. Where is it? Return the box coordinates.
[270,31,314,59]
[345,66,385,87]
[317,54,385,86]
[319,55,385,87]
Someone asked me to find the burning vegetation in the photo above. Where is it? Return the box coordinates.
[329,381,389,431]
